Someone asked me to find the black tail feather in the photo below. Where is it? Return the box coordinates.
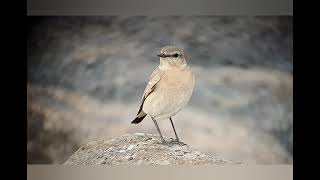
[131,114,147,124]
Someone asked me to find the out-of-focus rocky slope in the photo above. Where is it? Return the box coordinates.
[27,16,292,164]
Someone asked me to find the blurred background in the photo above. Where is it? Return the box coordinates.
[27,16,292,164]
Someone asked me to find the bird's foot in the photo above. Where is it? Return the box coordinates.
[155,137,186,146]
[169,138,186,146]
[155,140,172,146]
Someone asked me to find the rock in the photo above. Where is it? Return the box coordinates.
[64,133,231,165]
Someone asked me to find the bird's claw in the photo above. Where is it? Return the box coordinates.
[170,138,186,146]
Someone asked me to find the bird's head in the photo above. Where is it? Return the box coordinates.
[158,46,187,68]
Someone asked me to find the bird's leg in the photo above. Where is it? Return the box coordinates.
[170,117,186,145]
[170,117,180,141]
[152,117,166,144]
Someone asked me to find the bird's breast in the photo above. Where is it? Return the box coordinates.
[143,67,195,119]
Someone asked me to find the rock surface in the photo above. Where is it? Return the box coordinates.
[64,133,230,165]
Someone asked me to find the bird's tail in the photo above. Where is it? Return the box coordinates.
[131,111,147,124]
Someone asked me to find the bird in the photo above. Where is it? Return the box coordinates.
[131,46,195,145]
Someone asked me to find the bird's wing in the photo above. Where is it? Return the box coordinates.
[135,67,161,116]
[142,67,161,100]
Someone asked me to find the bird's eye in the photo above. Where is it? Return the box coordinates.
[173,53,179,57]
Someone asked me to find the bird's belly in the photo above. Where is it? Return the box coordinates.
[143,85,194,120]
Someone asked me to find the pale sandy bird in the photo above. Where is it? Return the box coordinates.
[131,46,195,144]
